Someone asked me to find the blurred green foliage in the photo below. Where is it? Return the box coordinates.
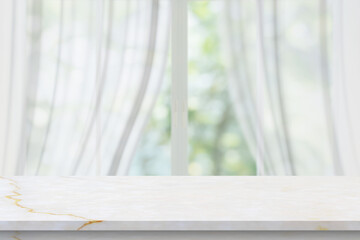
[188,1,255,175]
[131,1,256,176]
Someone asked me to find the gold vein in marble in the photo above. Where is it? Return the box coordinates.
[317,225,329,231]
[0,177,103,230]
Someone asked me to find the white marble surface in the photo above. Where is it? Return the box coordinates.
[2,231,360,240]
[0,177,360,231]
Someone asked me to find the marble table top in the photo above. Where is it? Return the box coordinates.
[0,176,360,231]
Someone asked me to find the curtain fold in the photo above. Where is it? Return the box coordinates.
[0,0,169,176]
[0,0,27,176]
[223,0,357,175]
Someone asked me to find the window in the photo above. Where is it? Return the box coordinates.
[0,0,359,176]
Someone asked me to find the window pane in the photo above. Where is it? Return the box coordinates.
[188,0,256,175]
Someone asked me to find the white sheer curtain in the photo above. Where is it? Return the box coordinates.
[0,0,169,176]
[223,0,360,175]
[3,0,360,177]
